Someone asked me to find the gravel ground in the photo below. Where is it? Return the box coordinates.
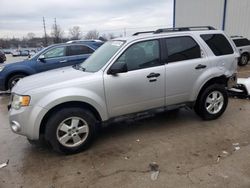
[0,58,250,188]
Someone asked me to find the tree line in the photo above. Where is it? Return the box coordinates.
[0,23,121,49]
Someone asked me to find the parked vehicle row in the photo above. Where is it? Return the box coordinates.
[0,40,103,90]
[8,26,238,154]
[11,49,39,57]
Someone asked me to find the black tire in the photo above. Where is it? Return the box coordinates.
[45,107,97,154]
[238,53,249,66]
[7,74,26,90]
[195,84,228,120]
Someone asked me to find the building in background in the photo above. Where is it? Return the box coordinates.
[174,0,250,38]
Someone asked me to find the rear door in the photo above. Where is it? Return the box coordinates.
[65,44,94,65]
[164,36,209,105]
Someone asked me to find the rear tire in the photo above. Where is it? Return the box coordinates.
[195,84,228,120]
[45,107,97,154]
[238,53,249,66]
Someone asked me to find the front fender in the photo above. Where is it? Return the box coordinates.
[4,64,36,76]
[34,87,108,121]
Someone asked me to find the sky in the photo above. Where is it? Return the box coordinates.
[0,0,173,38]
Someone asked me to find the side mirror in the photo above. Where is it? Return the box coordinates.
[108,63,128,75]
[38,55,46,62]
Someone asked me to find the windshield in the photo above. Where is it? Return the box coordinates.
[80,40,125,72]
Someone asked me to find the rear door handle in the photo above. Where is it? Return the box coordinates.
[195,64,207,70]
[59,60,67,63]
[147,73,161,78]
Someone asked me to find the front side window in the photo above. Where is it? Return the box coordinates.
[165,36,201,63]
[201,34,234,56]
[66,45,94,56]
[115,40,161,71]
[44,46,65,59]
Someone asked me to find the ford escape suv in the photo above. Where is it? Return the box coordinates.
[9,26,238,154]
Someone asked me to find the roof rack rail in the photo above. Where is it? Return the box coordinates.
[133,31,155,36]
[132,26,216,36]
[230,35,243,38]
[154,26,215,34]
[66,39,102,43]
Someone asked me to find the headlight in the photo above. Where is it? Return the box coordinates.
[11,94,31,110]
[0,66,5,72]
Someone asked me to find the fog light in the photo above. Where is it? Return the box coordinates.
[11,121,21,132]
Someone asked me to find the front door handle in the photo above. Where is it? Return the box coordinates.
[147,73,161,78]
[59,60,68,63]
[195,64,207,70]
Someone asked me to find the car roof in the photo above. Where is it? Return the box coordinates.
[46,40,103,49]
[114,29,225,43]
[231,35,249,40]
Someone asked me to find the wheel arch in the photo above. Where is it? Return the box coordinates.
[195,75,228,105]
[5,71,30,89]
[39,101,102,136]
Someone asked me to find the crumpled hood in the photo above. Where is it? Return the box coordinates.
[12,66,91,94]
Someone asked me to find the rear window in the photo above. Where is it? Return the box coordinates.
[201,34,234,56]
[233,38,250,47]
[165,36,201,63]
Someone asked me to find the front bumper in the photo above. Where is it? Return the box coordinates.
[8,105,48,140]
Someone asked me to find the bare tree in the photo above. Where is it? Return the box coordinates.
[69,26,82,40]
[99,32,116,41]
[51,18,64,43]
[27,32,36,40]
[107,33,115,39]
[84,30,99,39]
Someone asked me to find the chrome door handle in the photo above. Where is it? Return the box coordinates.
[195,64,206,70]
[147,73,161,78]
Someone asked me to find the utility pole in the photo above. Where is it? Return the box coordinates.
[54,18,59,43]
[123,28,126,37]
[43,17,48,46]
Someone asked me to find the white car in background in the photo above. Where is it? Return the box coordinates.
[11,50,21,57]
[232,36,250,66]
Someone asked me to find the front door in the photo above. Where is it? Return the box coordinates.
[104,39,166,118]
[37,46,67,72]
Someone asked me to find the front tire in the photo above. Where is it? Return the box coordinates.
[45,107,97,154]
[195,84,228,120]
[7,74,26,90]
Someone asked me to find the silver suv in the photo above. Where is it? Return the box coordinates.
[9,26,239,154]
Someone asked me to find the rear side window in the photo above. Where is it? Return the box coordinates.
[165,36,201,63]
[233,38,250,47]
[66,45,94,56]
[201,34,234,56]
